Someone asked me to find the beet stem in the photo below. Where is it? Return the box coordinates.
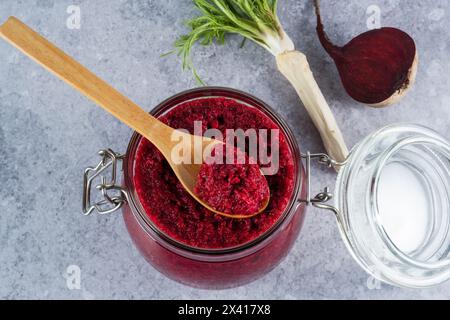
[313,0,343,59]
[276,51,349,165]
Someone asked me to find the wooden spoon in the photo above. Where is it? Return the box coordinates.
[0,17,269,218]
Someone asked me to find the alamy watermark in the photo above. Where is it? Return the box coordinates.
[64,264,95,299]
[366,267,382,290]
[170,121,280,175]
[65,264,81,290]
[366,5,381,30]
[66,5,81,30]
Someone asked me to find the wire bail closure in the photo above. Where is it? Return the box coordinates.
[82,149,345,217]
[300,152,346,216]
[82,149,128,215]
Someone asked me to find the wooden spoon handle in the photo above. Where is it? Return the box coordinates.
[0,17,170,143]
[277,50,349,165]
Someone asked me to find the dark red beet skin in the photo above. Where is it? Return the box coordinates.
[314,1,417,105]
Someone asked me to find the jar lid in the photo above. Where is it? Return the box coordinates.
[334,124,450,288]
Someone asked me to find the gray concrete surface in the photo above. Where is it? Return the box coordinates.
[1,0,449,299]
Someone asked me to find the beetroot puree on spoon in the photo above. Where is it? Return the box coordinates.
[195,145,270,218]
[134,97,295,249]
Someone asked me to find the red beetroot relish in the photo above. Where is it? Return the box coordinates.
[134,97,295,249]
[195,146,270,217]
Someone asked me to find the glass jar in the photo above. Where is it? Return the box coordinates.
[83,87,308,289]
[334,124,450,288]
[83,88,450,289]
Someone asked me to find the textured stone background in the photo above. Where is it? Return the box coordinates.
[1,0,449,299]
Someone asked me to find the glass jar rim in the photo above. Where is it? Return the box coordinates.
[122,87,305,258]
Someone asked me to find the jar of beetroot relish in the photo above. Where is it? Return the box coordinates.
[83,87,307,289]
[83,87,450,289]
